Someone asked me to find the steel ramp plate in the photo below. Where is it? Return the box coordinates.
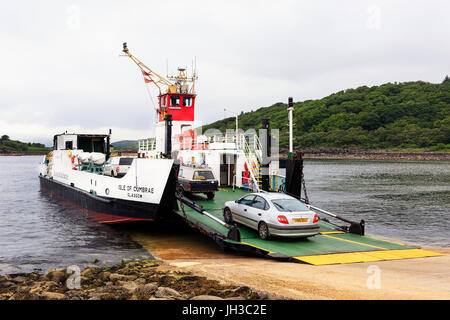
[176,188,445,265]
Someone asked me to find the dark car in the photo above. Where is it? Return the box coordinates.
[178,165,219,199]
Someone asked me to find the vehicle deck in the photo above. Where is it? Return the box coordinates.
[174,187,443,265]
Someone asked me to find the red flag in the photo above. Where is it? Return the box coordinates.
[144,78,152,83]
[142,70,151,77]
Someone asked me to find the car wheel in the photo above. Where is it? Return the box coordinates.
[206,192,215,199]
[258,221,270,240]
[223,207,233,224]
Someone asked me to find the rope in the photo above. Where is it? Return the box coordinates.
[140,74,159,123]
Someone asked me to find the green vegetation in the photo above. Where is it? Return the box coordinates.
[0,136,50,154]
[111,140,138,150]
[200,79,450,151]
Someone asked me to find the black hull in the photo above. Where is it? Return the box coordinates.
[39,166,178,224]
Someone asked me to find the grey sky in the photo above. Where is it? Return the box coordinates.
[1,0,449,145]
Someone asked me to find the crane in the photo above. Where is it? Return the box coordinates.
[121,42,197,96]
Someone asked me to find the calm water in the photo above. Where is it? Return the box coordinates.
[304,159,450,247]
[0,156,449,274]
[0,156,152,275]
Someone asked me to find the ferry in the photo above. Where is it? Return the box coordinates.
[38,43,281,224]
[38,132,177,223]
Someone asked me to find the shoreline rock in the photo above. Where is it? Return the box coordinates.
[278,148,450,161]
[0,260,267,300]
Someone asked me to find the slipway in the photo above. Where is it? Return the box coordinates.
[174,187,443,265]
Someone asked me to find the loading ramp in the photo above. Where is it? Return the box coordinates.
[174,187,443,265]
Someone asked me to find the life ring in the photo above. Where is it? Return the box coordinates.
[71,155,76,164]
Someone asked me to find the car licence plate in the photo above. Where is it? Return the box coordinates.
[293,218,308,223]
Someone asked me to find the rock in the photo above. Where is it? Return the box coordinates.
[43,281,59,291]
[126,261,138,267]
[30,286,43,294]
[177,276,201,282]
[81,268,93,277]
[119,281,139,293]
[109,273,137,281]
[144,282,158,291]
[190,295,224,300]
[88,292,107,300]
[0,280,15,288]
[134,282,158,299]
[9,292,39,300]
[154,287,181,298]
[234,286,251,294]
[101,272,111,281]
[41,291,66,300]
[257,292,269,299]
[96,285,123,293]
[16,286,31,293]
[12,276,28,283]
[135,278,146,285]
[158,275,176,286]
[29,281,59,294]
[45,270,67,284]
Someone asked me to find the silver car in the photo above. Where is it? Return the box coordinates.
[223,192,319,240]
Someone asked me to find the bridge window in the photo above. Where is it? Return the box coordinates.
[183,97,192,107]
[170,96,180,106]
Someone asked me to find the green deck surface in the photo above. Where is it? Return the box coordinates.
[174,187,415,260]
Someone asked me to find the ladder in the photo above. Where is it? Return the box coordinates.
[241,133,262,192]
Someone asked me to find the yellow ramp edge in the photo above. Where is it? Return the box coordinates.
[294,249,444,265]
[319,231,346,235]
[241,241,275,254]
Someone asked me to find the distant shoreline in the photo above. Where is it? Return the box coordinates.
[0,152,48,156]
[302,152,450,161]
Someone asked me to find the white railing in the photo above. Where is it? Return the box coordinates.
[138,138,156,152]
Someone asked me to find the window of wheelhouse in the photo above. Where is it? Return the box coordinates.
[182,96,193,107]
[170,95,180,107]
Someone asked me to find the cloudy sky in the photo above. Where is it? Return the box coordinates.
[0,0,449,145]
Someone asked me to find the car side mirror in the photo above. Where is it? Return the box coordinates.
[235,200,239,203]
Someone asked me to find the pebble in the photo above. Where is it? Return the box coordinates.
[154,287,181,298]
[41,291,66,300]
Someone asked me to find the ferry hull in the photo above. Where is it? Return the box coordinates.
[39,171,177,224]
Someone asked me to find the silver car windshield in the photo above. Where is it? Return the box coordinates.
[271,199,309,212]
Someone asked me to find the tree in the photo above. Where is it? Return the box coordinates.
[1,135,9,141]
[199,80,449,150]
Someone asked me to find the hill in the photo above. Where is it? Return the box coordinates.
[200,80,450,151]
[0,135,51,155]
[111,140,138,149]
